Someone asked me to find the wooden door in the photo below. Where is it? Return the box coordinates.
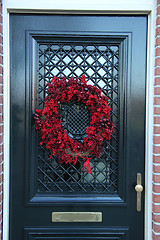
[10,14,147,240]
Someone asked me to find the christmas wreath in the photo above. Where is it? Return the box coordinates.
[34,75,114,174]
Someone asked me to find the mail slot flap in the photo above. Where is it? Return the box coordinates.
[52,212,102,222]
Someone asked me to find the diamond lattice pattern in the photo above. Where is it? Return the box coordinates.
[37,42,119,193]
[60,102,91,140]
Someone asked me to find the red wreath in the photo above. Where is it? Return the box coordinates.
[34,75,114,174]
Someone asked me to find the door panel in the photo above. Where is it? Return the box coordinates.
[26,32,126,205]
[10,15,147,240]
[24,227,129,239]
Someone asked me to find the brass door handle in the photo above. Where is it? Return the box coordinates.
[135,173,143,212]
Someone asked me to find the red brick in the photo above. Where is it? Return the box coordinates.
[0,184,3,193]
[156,27,160,38]
[0,203,2,212]
[0,160,3,167]
[154,107,160,114]
[0,85,3,95]
[153,165,160,173]
[0,164,3,171]
[0,25,2,35]
[0,194,2,203]
[153,145,160,154]
[153,155,160,163]
[154,117,160,124]
[0,163,3,174]
[0,76,3,85]
[157,0,160,6]
[0,126,3,134]
[0,96,3,105]
[155,57,160,67]
[156,37,160,47]
[0,146,3,156]
[155,67,160,76]
[0,183,2,192]
[156,48,160,57]
[155,27,160,37]
[0,106,3,115]
[153,203,160,213]
[155,87,160,95]
[0,160,4,167]
[0,36,3,45]
[0,5,2,15]
[0,56,3,65]
[0,116,3,125]
[153,231,160,240]
[0,175,2,184]
[0,203,2,213]
[0,145,3,154]
[0,135,3,144]
[0,66,2,75]
[153,213,160,222]
[154,136,160,144]
[155,97,160,105]
[155,77,160,86]
[153,174,160,183]
[153,183,160,192]
[0,15,2,24]
[157,16,160,26]
[153,192,160,203]
[0,84,3,94]
[0,105,3,115]
[0,155,4,165]
[0,45,3,55]
[154,126,160,134]
[0,114,3,123]
[153,222,160,232]
[157,6,160,15]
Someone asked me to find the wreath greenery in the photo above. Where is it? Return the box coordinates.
[34,75,114,174]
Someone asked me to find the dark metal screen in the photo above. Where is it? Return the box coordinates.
[37,41,119,193]
[60,102,91,141]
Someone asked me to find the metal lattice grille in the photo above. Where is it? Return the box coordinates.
[37,41,119,193]
[60,102,90,140]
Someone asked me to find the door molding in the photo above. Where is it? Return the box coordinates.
[25,30,130,206]
[24,227,129,239]
[3,1,155,240]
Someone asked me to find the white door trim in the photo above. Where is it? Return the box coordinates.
[3,1,155,240]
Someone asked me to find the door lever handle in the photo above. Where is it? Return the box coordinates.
[135,173,143,212]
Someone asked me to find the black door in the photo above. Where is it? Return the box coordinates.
[10,14,147,240]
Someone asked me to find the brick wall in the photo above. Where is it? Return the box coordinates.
[0,1,3,240]
[153,0,160,239]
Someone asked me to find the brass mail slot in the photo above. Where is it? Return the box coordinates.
[52,212,102,222]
